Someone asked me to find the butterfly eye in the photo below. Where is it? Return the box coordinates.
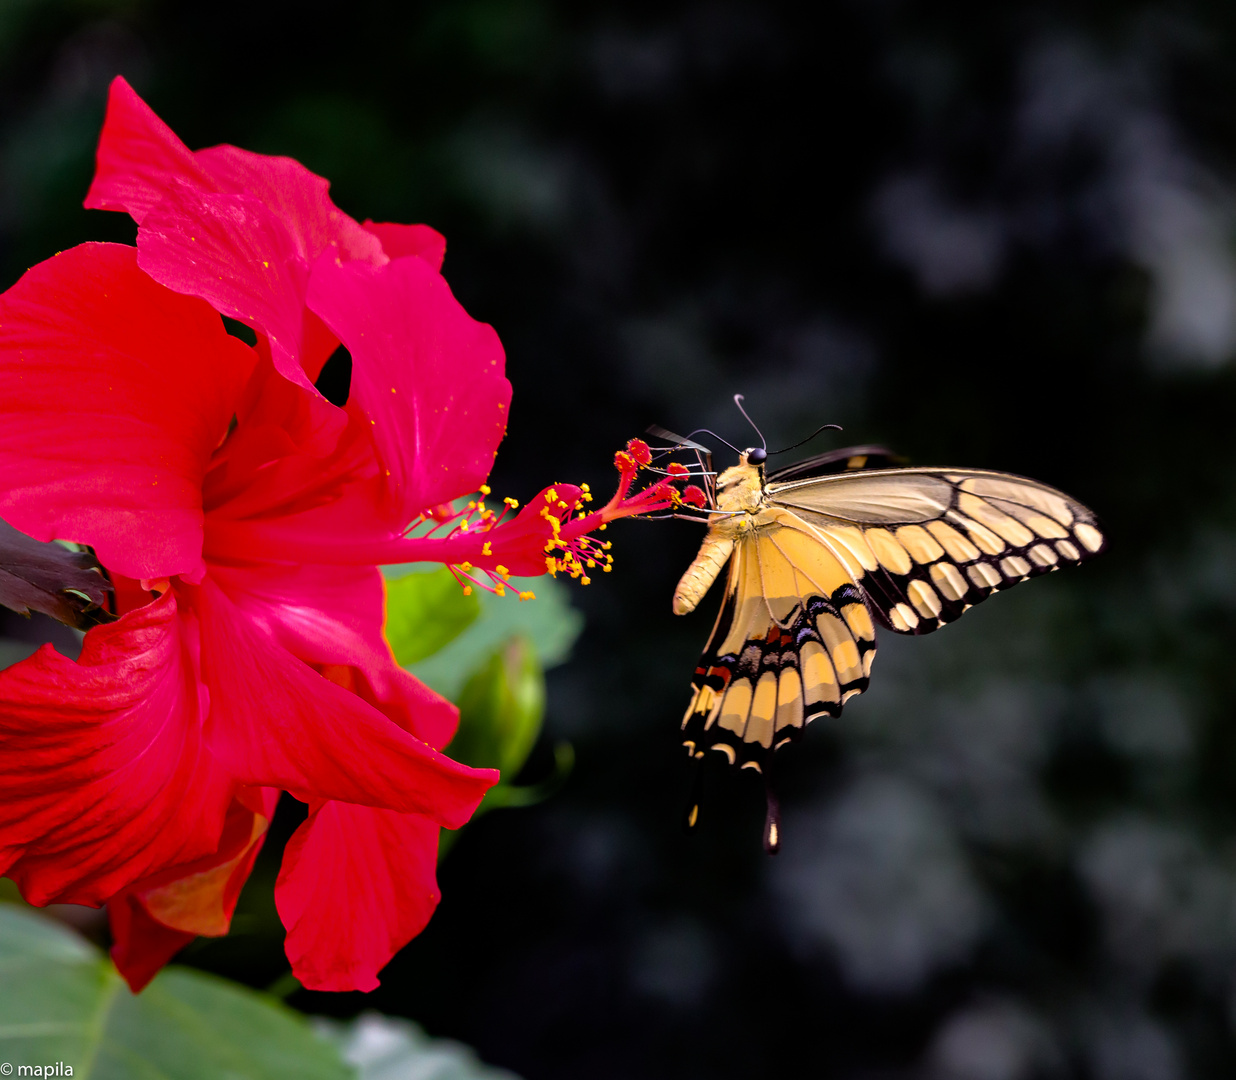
[746,447,767,465]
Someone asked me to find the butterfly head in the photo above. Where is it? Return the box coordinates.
[714,456,768,512]
[744,447,767,466]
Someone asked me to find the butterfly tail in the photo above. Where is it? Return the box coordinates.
[763,769,781,855]
[683,756,704,833]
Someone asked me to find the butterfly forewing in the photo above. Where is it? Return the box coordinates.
[769,468,1106,635]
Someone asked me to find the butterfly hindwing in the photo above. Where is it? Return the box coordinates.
[681,521,876,771]
[769,468,1106,636]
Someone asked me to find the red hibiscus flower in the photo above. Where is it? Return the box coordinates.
[0,78,677,994]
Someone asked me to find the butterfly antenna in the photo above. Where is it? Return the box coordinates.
[732,394,767,451]
[768,421,844,457]
[684,428,743,456]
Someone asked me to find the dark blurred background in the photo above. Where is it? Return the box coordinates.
[4,1,1236,1077]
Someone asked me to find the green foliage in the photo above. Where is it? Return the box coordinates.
[399,571,583,699]
[382,567,583,834]
[446,635,574,826]
[383,566,481,667]
[451,635,545,774]
[0,906,352,1080]
[317,1012,521,1080]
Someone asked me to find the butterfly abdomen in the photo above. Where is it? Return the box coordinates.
[673,534,735,615]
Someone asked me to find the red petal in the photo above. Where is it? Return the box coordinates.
[0,589,232,906]
[195,144,383,266]
[202,353,357,528]
[87,77,382,268]
[276,801,441,992]
[108,892,196,993]
[362,221,447,270]
[300,308,341,385]
[109,787,279,992]
[84,76,211,223]
[307,254,512,525]
[0,243,255,581]
[137,185,316,391]
[195,578,494,825]
[210,561,458,748]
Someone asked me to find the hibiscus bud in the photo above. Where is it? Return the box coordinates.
[450,634,546,778]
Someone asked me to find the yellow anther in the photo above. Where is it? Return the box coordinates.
[496,564,509,577]
[603,564,612,572]
[462,585,473,595]
[482,541,493,556]
[495,585,505,597]
[505,497,520,508]
[460,561,473,572]
[580,483,590,493]
[582,576,591,585]
[519,590,536,601]
[546,488,558,503]
[480,484,491,495]
[467,501,477,510]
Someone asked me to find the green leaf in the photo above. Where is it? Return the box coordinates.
[0,905,353,1080]
[450,635,545,775]
[480,741,575,811]
[316,1012,521,1080]
[383,567,481,666]
[395,571,583,700]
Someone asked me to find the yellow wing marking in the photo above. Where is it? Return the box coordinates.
[717,679,752,737]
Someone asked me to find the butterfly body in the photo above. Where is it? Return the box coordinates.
[672,447,1106,849]
[673,461,767,614]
